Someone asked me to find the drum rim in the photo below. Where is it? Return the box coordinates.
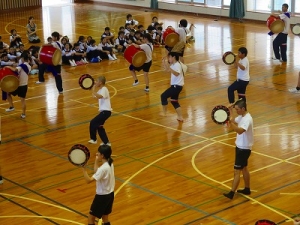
[68,144,90,166]
[269,20,284,33]
[0,75,19,93]
[222,51,236,65]
[211,105,230,125]
[132,51,147,68]
[164,33,179,47]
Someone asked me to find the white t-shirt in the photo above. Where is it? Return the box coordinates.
[17,62,31,86]
[140,43,153,63]
[92,162,115,195]
[237,57,249,81]
[279,12,290,34]
[125,19,138,25]
[175,27,188,43]
[97,86,112,111]
[170,62,184,86]
[235,113,253,149]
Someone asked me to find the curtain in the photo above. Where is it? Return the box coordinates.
[229,0,245,18]
[150,0,158,9]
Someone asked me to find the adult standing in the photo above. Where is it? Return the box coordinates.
[82,145,115,225]
[223,100,253,200]
[271,3,290,62]
[26,16,40,43]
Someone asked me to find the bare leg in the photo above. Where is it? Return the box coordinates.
[20,97,26,115]
[143,72,149,87]
[102,215,109,223]
[175,107,183,121]
[162,105,167,116]
[7,93,14,108]
[242,167,250,188]
[130,70,137,81]
[88,214,96,224]
[231,169,241,192]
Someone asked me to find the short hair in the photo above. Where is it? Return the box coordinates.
[137,25,144,29]
[51,31,60,40]
[90,39,96,45]
[147,25,155,31]
[234,99,247,111]
[105,27,110,31]
[152,16,158,20]
[135,31,141,35]
[179,19,188,28]
[168,51,179,61]
[118,31,125,36]
[153,22,160,27]
[21,51,30,61]
[101,36,106,41]
[125,23,131,28]
[143,33,153,44]
[282,3,288,9]
[10,29,16,34]
[47,36,52,41]
[126,14,132,19]
[97,76,106,84]
[157,26,163,31]
[73,43,79,47]
[238,47,248,56]
[119,26,125,30]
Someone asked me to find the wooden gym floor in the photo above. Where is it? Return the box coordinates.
[0,2,299,225]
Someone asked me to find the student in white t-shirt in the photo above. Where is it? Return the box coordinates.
[223,100,253,200]
[227,47,249,104]
[161,52,187,122]
[88,76,112,145]
[82,145,115,225]
[130,33,153,92]
[5,51,31,119]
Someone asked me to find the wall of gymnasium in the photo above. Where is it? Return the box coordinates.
[88,0,299,24]
[0,0,42,10]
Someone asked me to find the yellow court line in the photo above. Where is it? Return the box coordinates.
[0,193,73,212]
[191,142,293,221]
[280,193,300,196]
[0,215,84,225]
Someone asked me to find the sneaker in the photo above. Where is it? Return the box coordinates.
[108,55,115,61]
[144,88,150,92]
[0,179,3,184]
[132,81,139,86]
[88,139,97,144]
[20,114,26,119]
[100,142,111,146]
[237,188,251,195]
[223,191,234,199]
[289,88,300,93]
[97,56,102,61]
[59,91,63,94]
[35,81,44,84]
[6,107,15,112]
[112,54,117,60]
[271,57,280,60]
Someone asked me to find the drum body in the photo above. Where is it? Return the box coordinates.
[38,45,62,66]
[267,16,284,34]
[124,45,146,68]
[163,28,179,47]
[79,74,94,90]
[222,51,236,65]
[68,144,90,167]
[255,219,276,225]
[0,67,19,93]
[291,23,300,35]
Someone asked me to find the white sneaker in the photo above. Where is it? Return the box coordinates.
[20,114,26,119]
[97,56,102,62]
[112,54,117,60]
[288,88,300,93]
[100,142,111,146]
[69,60,77,66]
[88,139,97,144]
[144,88,150,92]
[108,55,115,61]
[132,81,139,86]
[5,107,15,112]
[83,58,89,64]
[35,81,44,84]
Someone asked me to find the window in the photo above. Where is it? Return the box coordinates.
[296,0,300,13]
[223,0,230,6]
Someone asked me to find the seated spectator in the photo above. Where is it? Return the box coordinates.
[153,26,164,46]
[73,43,88,65]
[134,31,143,45]
[62,43,76,66]
[10,29,23,48]
[138,25,146,36]
[1,53,17,68]
[27,16,40,43]
[86,36,93,46]
[97,37,117,60]
[0,36,9,54]
[86,39,102,62]
[7,47,19,62]
[151,16,163,27]
[102,27,115,45]
[77,36,87,51]
[115,31,127,52]
[125,14,139,27]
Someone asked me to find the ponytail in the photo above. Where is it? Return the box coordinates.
[98,145,113,166]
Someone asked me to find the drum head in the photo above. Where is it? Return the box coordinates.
[132,51,147,68]
[68,144,90,167]
[0,75,19,92]
[292,23,300,35]
[270,20,284,33]
[52,49,62,66]
[222,51,236,65]
[79,74,94,90]
[211,105,230,125]
[255,219,276,225]
[165,33,179,47]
